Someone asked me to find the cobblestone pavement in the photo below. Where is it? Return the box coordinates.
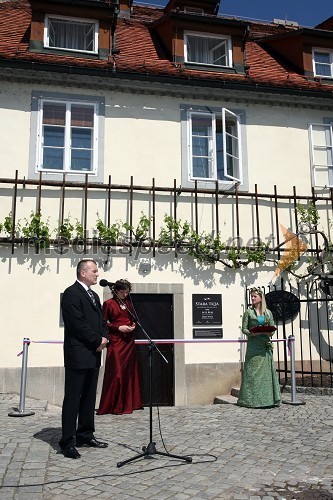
[0,392,333,499]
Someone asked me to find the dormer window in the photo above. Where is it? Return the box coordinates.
[44,15,99,54]
[313,48,333,78]
[184,31,232,67]
[183,7,204,15]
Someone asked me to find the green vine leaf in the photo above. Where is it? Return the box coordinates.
[96,214,120,243]
[0,212,17,236]
[123,212,152,241]
[296,202,320,229]
[57,215,74,240]
[20,211,51,248]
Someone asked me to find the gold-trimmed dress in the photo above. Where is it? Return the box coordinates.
[237,307,281,408]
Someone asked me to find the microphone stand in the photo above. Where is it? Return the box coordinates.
[109,287,192,468]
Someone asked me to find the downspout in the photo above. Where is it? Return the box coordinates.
[108,6,120,71]
[172,7,180,67]
[243,25,250,75]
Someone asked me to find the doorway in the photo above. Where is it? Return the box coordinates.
[131,293,174,406]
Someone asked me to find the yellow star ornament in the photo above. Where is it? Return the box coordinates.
[272,224,308,281]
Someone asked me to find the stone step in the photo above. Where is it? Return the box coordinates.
[214,394,238,405]
[231,387,240,397]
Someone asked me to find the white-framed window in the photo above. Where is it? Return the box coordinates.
[184,31,232,67]
[187,108,242,183]
[312,48,333,78]
[44,15,99,54]
[36,99,98,175]
[309,122,333,187]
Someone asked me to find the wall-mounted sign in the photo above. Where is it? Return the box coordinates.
[193,328,223,339]
[192,294,222,325]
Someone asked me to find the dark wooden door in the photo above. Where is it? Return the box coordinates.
[130,293,174,406]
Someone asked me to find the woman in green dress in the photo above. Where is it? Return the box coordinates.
[237,288,281,408]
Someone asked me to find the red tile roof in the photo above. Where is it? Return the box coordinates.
[316,16,333,31]
[0,0,332,96]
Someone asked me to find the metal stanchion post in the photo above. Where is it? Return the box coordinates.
[8,338,35,417]
[282,335,305,406]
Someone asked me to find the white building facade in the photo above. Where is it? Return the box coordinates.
[1,0,333,404]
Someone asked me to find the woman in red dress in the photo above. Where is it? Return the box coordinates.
[97,279,143,415]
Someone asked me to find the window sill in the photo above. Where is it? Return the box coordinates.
[314,76,333,85]
[184,62,236,74]
[38,169,97,176]
[30,170,102,183]
[29,41,104,59]
[185,178,246,192]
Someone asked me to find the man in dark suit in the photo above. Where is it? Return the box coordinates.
[59,259,109,459]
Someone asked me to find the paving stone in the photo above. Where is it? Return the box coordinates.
[1,393,333,498]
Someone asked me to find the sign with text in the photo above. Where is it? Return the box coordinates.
[193,328,223,339]
[192,294,222,325]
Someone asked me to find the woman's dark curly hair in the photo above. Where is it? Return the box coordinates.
[113,279,132,292]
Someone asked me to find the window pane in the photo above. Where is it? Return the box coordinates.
[71,106,94,127]
[192,136,209,157]
[314,52,332,77]
[315,52,330,64]
[43,126,65,147]
[49,19,95,51]
[313,148,331,165]
[72,128,92,149]
[226,119,239,178]
[192,116,212,134]
[216,119,225,180]
[211,41,227,65]
[191,114,213,179]
[42,148,64,170]
[315,167,332,186]
[216,117,239,180]
[193,157,210,178]
[41,105,65,170]
[43,104,66,125]
[187,35,227,65]
[310,123,333,186]
[71,149,92,171]
[312,125,331,146]
[315,64,331,76]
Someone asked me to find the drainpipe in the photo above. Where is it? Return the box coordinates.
[108,3,120,71]
[243,25,250,75]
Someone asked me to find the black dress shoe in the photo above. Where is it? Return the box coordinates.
[62,446,81,459]
[76,437,108,448]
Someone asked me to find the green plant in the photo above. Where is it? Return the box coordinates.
[20,211,51,248]
[57,215,74,240]
[296,202,320,229]
[226,245,242,269]
[123,212,152,241]
[0,212,16,236]
[96,214,121,243]
[244,241,268,265]
[158,215,192,245]
[188,232,225,264]
[73,219,85,240]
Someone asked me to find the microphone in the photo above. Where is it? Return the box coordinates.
[99,279,115,288]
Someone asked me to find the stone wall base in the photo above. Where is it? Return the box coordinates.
[0,363,242,407]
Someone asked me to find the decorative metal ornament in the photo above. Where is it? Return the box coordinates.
[265,290,300,322]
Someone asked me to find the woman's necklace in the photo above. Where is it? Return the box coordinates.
[115,296,127,310]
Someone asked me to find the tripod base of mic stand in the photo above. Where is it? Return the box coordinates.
[117,441,192,468]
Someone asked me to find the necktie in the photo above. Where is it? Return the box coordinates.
[87,288,97,307]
